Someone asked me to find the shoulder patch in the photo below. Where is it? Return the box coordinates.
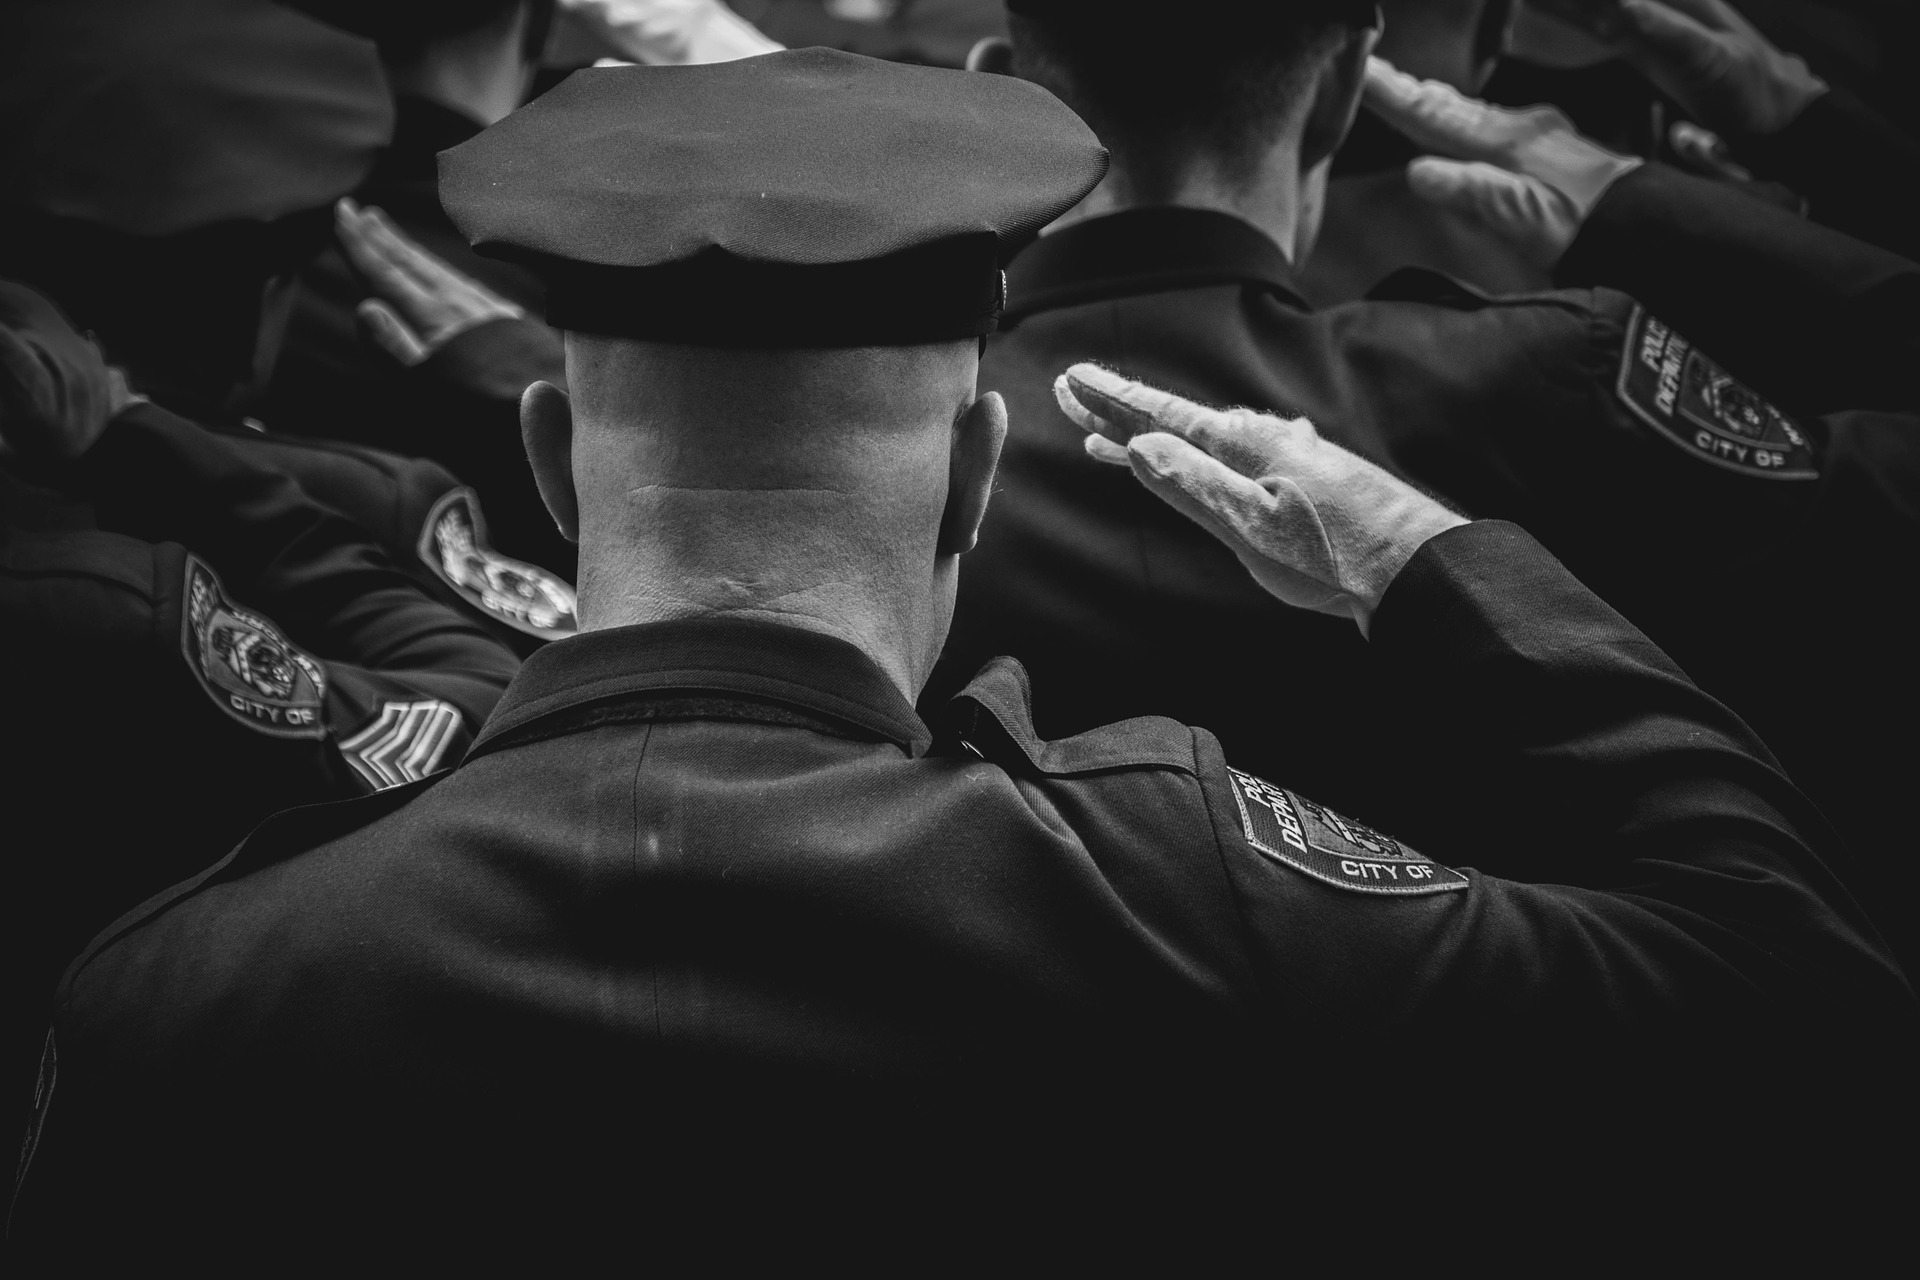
[1226,768,1467,896]
[181,556,328,738]
[418,488,577,641]
[340,699,468,791]
[1616,306,1816,480]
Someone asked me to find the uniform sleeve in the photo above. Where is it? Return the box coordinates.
[1193,521,1911,1045]
[1557,161,1920,414]
[1739,86,1920,265]
[75,401,520,789]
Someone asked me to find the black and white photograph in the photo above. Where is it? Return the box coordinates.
[4,0,1916,1266]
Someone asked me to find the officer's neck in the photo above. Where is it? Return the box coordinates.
[575,529,947,706]
[1046,142,1319,267]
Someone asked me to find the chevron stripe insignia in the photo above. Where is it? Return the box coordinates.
[339,699,468,791]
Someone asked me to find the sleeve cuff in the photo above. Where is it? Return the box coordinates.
[1370,520,1663,689]
[412,316,566,403]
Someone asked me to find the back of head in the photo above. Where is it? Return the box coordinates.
[1005,0,1371,187]
[561,337,978,637]
[438,50,1106,680]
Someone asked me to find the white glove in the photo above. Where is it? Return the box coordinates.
[1615,0,1828,138]
[1364,56,1644,271]
[560,0,782,67]
[1055,364,1468,637]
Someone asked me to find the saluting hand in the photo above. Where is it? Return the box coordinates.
[1054,364,1467,637]
[335,198,526,368]
[0,281,143,463]
[1363,56,1643,270]
[1614,0,1827,138]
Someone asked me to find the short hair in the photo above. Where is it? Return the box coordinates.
[1006,7,1357,184]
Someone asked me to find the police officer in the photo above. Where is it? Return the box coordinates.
[1299,0,1562,305]
[11,49,1909,1263]
[0,281,520,1130]
[1538,0,1920,262]
[0,0,579,643]
[264,2,578,584]
[1305,0,1920,304]
[939,0,1920,974]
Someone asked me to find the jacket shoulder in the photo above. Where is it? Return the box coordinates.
[0,527,165,601]
[941,655,1200,779]
[1362,266,1600,315]
[58,776,441,1004]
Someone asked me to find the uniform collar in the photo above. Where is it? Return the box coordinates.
[469,616,934,759]
[1004,207,1309,327]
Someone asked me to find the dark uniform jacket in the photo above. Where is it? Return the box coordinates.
[12,523,1911,1260]
[1738,84,1920,263]
[0,402,520,1113]
[1558,161,1920,414]
[265,95,575,577]
[214,424,576,656]
[938,182,1920,975]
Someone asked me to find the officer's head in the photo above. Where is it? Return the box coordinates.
[440,50,1105,695]
[0,0,392,418]
[997,1,1381,253]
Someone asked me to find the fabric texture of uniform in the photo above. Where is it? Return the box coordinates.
[12,522,1910,1261]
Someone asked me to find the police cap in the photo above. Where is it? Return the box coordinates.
[438,48,1108,347]
[0,0,392,236]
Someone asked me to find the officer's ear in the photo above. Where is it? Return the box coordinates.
[1300,14,1383,171]
[965,36,1014,76]
[521,380,579,543]
[940,390,1007,557]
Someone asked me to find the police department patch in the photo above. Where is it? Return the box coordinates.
[1616,307,1817,480]
[1226,768,1467,896]
[418,488,577,641]
[340,699,467,791]
[181,557,327,739]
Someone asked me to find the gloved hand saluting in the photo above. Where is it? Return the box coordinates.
[0,280,141,464]
[1363,56,1643,271]
[1612,0,1826,139]
[1055,364,1466,637]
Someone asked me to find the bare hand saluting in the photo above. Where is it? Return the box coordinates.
[1054,364,1467,637]
[335,198,527,368]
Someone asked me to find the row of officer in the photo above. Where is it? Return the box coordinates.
[0,280,520,1129]
[11,47,1912,1262]
[938,0,1920,977]
[0,0,580,610]
[1307,0,1920,302]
